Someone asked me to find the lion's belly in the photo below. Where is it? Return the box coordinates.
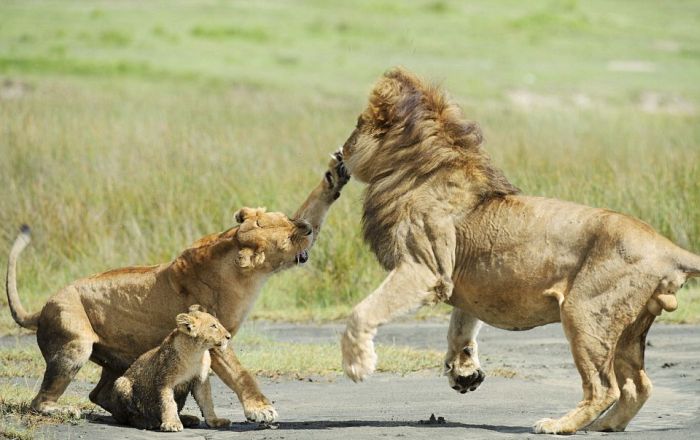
[449,279,561,330]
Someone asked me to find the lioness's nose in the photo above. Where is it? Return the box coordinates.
[294,219,312,236]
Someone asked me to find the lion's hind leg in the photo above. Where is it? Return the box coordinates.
[586,311,656,432]
[533,311,622,435]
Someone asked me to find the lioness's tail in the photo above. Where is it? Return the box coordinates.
[5,225,39,331]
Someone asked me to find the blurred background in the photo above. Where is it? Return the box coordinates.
[1,0,699,331]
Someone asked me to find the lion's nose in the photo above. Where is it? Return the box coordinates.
[226,333,231,340]
[294,219,312,236]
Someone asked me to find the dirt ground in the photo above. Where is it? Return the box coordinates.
[4,321,698,439]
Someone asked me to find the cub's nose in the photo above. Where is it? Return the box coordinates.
[226,333,232,340]
[294,219,313,236]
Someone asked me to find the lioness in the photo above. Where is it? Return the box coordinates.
[5,153,349,422]
[106,306,231,431]
[338,68,700,434]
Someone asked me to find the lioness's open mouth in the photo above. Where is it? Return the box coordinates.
[295,250,309,264]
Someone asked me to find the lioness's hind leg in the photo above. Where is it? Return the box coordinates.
[587,312,656,432]
[32,338,93,417]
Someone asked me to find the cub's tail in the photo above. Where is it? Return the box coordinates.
[5,225,39,331]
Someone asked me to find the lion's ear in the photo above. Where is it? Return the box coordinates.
[369,76,401,127]
[176,313,197,336]
[237,248,265,268]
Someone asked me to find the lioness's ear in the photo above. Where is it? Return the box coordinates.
[234,207,267,224]
[236,248,265,268]
[176,313,197,336]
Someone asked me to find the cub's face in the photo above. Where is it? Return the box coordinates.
[233,207,313,272]
[176,310,231,349]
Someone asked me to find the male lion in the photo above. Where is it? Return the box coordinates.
[5,153,349,423]
[106,306,231,431]
[338,67,700,434]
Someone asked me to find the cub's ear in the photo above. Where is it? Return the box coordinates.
[236,247,265,268]
[188,304,207,313]
[234,207,267,224]
[176,313,197,336]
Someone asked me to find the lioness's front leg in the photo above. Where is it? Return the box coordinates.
[444,308,485,393]
[192,377,230,428]
[210,347,277,423]
[342,263,445,382]
[293,149,350,241]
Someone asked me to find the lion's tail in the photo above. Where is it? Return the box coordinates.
[677,248,700,279]
[5,225,39,331]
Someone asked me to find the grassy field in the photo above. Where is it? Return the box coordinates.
[1,0,699,336]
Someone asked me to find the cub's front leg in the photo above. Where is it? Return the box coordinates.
[158,388,184,432]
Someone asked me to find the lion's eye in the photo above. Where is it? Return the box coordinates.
[210,324,217,329]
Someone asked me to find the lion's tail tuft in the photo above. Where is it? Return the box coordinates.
[5,225,39,331]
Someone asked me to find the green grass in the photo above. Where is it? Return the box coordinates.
[1,0,699,334]
[0,382,91,440]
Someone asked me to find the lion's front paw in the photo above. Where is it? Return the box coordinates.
[160,420,184,432]
[341,329,377,382]
[205,417,231,428]
[243,401,278,423]
[324,148,350,200]
[533,417,575,435]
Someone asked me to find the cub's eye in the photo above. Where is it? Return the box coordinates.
[210,324,217,329]
[255,220,261,228]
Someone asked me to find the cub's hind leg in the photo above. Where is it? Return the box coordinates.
[587,311,656,432]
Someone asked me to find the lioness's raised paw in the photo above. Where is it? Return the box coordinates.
[243,401,278,423]
[324,148,350,200]
[205,417,231,428]
[341,329,377,382]
[160,420,184,432]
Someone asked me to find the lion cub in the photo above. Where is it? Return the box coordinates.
[107,306,232,431]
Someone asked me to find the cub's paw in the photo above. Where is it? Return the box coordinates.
[341,329,377,382]
[205,417,231,428]
[179,414,200,427]
[244,401,278,423]
[324,148,350,199]
[160,420,184,432]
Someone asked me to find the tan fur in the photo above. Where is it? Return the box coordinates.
[105,307,231,431]
[339,67,700,434]
[5,153,349,422]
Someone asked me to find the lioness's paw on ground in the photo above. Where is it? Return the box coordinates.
[244,401,278,423]
[341,329,377,382]
[325,148,350,199]
[533,417,575,435]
